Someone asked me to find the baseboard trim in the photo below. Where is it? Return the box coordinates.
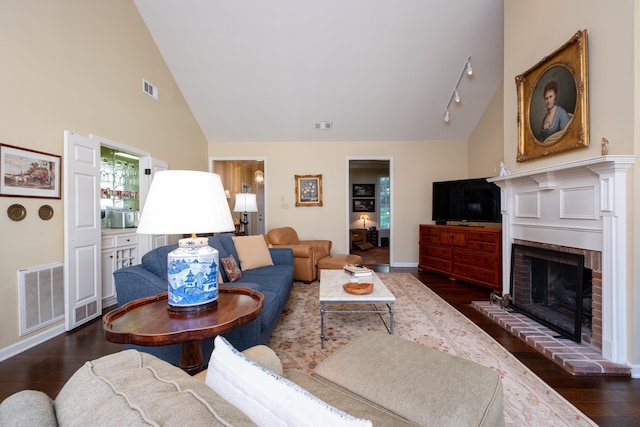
[390,262,418,268]
[630,363,640,379]
[0,323,65,363]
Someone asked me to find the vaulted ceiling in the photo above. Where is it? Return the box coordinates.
[134,0,504,142]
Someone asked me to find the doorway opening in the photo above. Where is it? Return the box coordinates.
[211,158,265,236]
[348,158,391,268]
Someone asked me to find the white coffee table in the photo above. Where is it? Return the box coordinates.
[319,269,395,348]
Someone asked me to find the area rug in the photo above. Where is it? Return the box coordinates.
[267,273,597,427]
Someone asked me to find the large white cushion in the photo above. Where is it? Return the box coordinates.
[205,336,372,427]
[233,235,274,270]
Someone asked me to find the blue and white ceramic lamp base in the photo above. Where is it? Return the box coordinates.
[167,237,220,312]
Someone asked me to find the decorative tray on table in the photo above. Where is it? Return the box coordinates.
[343,282,374,295]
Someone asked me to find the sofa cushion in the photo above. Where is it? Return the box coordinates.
[0,390,57,427]
[221,255,243,282]
[242,345,284,376]
[241,268,292,301]
[233,235,274,271]
[206,336,372,427]
[212,233,240,259]
[256,291,282,333]
[54,349,255,426]
[141,243,177,280]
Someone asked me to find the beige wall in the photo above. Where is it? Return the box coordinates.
[209,140,468,263]
[468,82,505,178]
[505,1,639,366]
[0,1,207,351]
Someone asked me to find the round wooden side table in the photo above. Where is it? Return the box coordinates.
[103,287,263,375]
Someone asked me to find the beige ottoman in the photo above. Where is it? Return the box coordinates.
[317,254,363,280]
[312,332,505,426]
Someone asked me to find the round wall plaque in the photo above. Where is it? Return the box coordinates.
[7,204,26,221]
[39,204,54,220]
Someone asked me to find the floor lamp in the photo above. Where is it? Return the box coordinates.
[233,193,258,236]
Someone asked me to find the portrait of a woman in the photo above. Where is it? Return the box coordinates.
[529,66,577,145]
[539,81,570,141]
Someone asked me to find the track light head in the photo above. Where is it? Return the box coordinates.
[466,61,473,76]
[444,109,450,123]
[454,90,461,104]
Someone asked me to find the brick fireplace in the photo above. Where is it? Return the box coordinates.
[510,240,599,346]
[488,156,634,369]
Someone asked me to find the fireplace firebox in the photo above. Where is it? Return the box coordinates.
[510,244,592,342]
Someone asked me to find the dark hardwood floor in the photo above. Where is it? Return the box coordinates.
[1,267,638,426]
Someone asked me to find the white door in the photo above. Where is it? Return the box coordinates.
[137,157,168,257]
[63,130,101,330]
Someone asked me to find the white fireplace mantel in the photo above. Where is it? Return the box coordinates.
[489,155,635,365]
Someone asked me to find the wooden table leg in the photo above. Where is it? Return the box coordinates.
[180,340,204,375]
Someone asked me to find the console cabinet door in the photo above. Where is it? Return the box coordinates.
[419,224,501,290]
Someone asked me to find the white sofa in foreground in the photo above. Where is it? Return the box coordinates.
[0,332,504,426]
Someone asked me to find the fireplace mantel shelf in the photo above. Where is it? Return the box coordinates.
[488,155,635,184]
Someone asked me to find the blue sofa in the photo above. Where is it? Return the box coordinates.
[112,233,295,368]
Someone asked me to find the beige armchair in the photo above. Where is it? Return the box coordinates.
[266,227,331,283]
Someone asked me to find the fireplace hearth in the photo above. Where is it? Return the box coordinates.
[510,243,592,343]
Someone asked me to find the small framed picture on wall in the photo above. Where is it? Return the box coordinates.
[353,198,375,212]
[352,184,375,198]
[295,174,322,207]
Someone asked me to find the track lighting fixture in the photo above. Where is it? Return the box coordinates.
[442,56,473,123]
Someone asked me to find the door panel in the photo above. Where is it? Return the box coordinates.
[64,130,101,330]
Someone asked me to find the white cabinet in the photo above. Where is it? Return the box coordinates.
[101,231,138,307]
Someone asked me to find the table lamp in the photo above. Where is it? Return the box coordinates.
[360,214,369,229]
[233,193,258,236]
[136,170,235,312]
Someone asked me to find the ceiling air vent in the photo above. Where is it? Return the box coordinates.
[315,121,332,130]
[142,79,158,100]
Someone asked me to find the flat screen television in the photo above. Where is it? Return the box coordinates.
[432,178,501,224]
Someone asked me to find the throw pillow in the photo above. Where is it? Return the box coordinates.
[221,255,242,282]
[205,336,372,427]
[232,235,274,271]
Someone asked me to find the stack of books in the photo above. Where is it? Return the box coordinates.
[343,264,373,278]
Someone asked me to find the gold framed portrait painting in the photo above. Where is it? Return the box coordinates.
[295,174,322,207]
[516,29,589,162]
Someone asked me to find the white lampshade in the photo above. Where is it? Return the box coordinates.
[136,170,235,311]
[233,193,258,213]
[137,170,235,235]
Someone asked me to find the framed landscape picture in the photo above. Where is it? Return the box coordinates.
[353,198,375,212]
[295,174,322,207]
[352,184,375,198]
[515,29,589,162]
[0,144,61,199]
